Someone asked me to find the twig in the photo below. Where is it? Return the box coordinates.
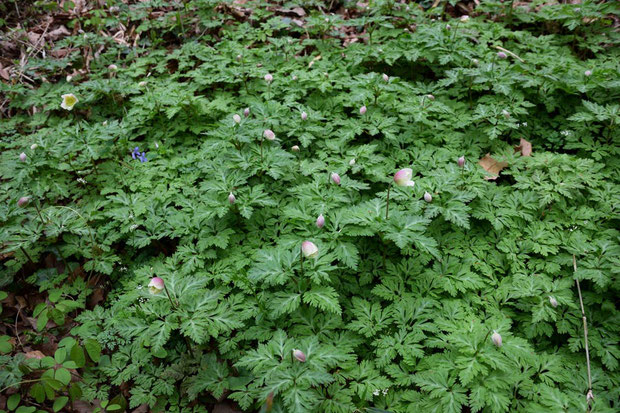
[573,254,593,410]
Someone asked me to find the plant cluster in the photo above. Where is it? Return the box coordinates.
[0,1,619,412]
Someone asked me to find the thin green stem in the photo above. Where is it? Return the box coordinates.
[573,255,593,410]
[385,184,391,220]
[33,201,46,225]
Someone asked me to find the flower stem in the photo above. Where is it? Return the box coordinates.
[299,252,304,277]
[20,247,34,264]
[260,137,264,163]
[33,201,46,225]
[573,254,593,410]
[163,284,178,308]
[385,184,391,220]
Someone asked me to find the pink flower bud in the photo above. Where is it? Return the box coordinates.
[233,114,241,124]
[292,349,306,362]
[584,70,592,77]
[243,107,250,117]
[472,58,479,66]
[301,111,308,121]
[491,331,502,347]
[263,129,275,141]
[457,156,465,168]
[108,64,118,71]
[264,73,273,83]
[445,24,451,30]
[331,173,341,185]
[497,51,507,59]
[17,196,30,207]
[291,145,300,152]
[292,75,298,81]
[460,15,470,22]
[301,241,318,258]
[393,168,415,187]
[148,277,165,295]
[549,296,558,308]
[19,152,27,162]
[426,94,435,100]
[502,109,510,119]
[424,192,432,203]
[228,193,236,204]
[359,105,367,115]
[316,214,325,228]
[382,73,389,82]
[30,144,38,150]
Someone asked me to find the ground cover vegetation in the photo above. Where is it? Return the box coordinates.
[0,0,619,412]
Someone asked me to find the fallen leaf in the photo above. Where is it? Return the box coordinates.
[45,26,71,41]
[479,154,508,180]
[514,138,532,156]
[25,350,46,359]
[87,288,106,308]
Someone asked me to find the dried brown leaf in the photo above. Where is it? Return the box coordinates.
[25,350,46,359]
[514,138,532,156]
[479,154,508,180]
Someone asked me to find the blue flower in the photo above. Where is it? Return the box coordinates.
[131,147,148,162]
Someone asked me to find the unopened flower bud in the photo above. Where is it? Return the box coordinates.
[359,106,367,115]
[264,73,273,83]
[445,24,451,30]
[349,158,356,166]
[19,152,27,162]
[460,15,470,22]
[301,241,318,258]
[263,129,275,141]
[458,156,465,168]
[292,75,298,81]
[331,172,341,185]
[502,109,510,119]
[584,70,592,77]
[148,277,165,295]
[394,168,415,187]
[424,192,432,203]
[228,193,236,204]
[316,214,325,228]
[138,81,147,87]
[17,196,30,207]
[292,349,306,362]
[491,331,502,347]
[426,94,435,100]
[549,296,558,308]
[243,107,250,117]
[497,51,507,59]
[382,73,389,82]
[66,75,73,82]
[233,114,241,124]
[108,64,118,71]
[236,54,242,61]
[30,144,38,150]
[301,111,308,121]
[291,145,300,152]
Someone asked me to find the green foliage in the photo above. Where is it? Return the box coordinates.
[1,0,619,412]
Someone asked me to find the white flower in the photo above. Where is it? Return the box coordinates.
[61,94,78,111]
[349,158,356,166]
